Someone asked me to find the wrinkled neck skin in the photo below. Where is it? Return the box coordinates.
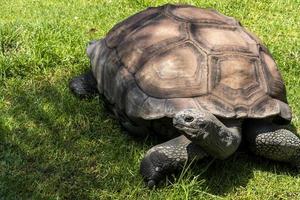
[219,118,243,138]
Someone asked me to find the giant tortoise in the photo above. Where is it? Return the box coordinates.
[69,4,300,187]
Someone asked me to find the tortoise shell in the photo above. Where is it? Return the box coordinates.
[90,4,291,122]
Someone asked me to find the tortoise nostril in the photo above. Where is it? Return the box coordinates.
[184,116,194,122]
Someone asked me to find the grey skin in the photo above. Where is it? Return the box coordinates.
[70,73,300,188]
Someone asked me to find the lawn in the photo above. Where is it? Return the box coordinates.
[0,0,300,199]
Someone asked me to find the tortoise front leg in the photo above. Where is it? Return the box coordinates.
[243,119,300,168]
[140,135,207,188]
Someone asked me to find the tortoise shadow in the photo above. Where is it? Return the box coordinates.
[188,148,299,195]
[1,79,122,199]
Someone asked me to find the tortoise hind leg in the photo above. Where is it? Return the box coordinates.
[243,119,300,168]
[69,70,98,98]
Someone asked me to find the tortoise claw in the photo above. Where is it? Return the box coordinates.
[147,180,157,188]
[140,151,167,188]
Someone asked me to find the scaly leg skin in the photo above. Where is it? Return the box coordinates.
[173,109,242,160]
[244,119,300,168]
[69,70,98,98]
[140,135,207,188]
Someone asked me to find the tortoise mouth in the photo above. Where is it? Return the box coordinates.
[173,121,198,133]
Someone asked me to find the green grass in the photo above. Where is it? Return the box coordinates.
[1,0,300,199]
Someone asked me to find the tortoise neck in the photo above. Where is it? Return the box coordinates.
[220,118,243,136]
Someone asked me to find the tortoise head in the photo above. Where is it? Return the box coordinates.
[173,109,209,137]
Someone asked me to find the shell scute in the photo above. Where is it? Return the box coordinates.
[135,42,208,98]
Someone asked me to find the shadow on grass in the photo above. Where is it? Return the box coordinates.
[188,149,299,196]
[1,79,125,199]
[1,77,299,198]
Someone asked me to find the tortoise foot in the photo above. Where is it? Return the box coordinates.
[140,135,206,188]
[69,70,98,98]
[140,151,177,188]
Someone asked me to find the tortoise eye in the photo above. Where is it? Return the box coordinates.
[184,116,194,122]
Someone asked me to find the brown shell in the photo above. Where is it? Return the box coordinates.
[91,4,291,122]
